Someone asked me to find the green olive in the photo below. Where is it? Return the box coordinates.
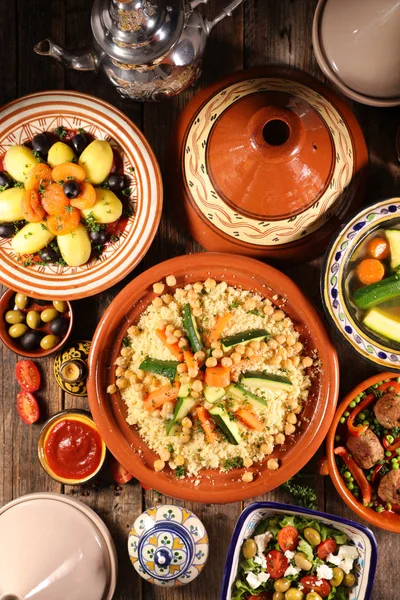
[303,527,321,546]
[273,593,285,600]
[5,310,25,324]
[26,310,41,330]
[40,308,59,323]
[40,334,60,350]
[8,323,28,338]
[274,578,291,593]
[285,589,304,600]
[53,300,67,313]
[331,567,344,587]
[306,593,322,600]
[294,552,312,571]
[15,293,29,309]
[242,538,257,559]
[343,573,356,588]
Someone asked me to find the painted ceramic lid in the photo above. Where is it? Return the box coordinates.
[0,493,117,600]
[313,0,400,106]
[172,67,368,261]
[128,505,208,587]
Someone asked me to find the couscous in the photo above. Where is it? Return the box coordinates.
[109,277,313,479]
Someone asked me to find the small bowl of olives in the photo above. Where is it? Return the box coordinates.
[0,288,73,357]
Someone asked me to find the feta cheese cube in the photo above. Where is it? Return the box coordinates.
[254,532,272,556]
[316,564,333,581]
[284,564,301,577]
[338,545,359,560]
[254,555,267,569]
[257,572,270,583]
[284,550,295,560]
[326,552,341,566]
[246,572,261,589]
[341,557,355,574]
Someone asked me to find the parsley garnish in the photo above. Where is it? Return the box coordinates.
[65,205,73,213]
[223,457,243,471]
[122,337,131,347]
[247,308,263,316]
[54,125,68,138]
[229,301,240,310]
[167,444,174,453]
[0,184,9,192]
[32,149,44,162]
[122,187,132,196]
[83,211,104,234]
[14,181,24,188]
[175,466,186,479]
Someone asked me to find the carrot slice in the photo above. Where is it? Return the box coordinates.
[46,207,81,236]
[196,406,217,444]
[21,189,46,223]
[156,329,184,361]
[236,408,264,431]
[367,237,390,260]
[70,181,96,210]
[144,382,180,411]
[357,258,384,285]
[42,183,70,216]
[184,350,197,371]
[25,163,52,191]
[204,365,231,388]
[207,312,233,343]
[52,162,86,183]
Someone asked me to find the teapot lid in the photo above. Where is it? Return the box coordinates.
[92,0,185,64]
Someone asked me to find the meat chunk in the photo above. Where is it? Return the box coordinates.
[373,392,400,429]
[346,428,384,469]
[378,469,400,504]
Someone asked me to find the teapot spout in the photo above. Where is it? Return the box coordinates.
[34,39,97,71]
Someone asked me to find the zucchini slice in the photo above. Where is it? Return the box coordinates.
[240,371,292,391]
[363,308,400,343]
[209,405,241,445]
[203,384,226,403]
[139,356,179,383]
[386,230,400,270]
[178,382,192,398]
[220,329,270,351]
[352,274,400,309]
[226,383,268,409]
[182,303,203,352]
[166,397,197,436]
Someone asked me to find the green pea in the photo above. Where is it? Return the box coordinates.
[40,334,60,350]
[387,435,394,444]
[391,457,398,464]
[5,310,25,324]
[359,412,366,420]
[344,411,350,417]
[373,383,379,388]
[344,471,351,479]
[367,474,372,481]
[8,323,28,338]
[348,482,354,490]
[340,417,346,424]
[53,300,67,313]
[26,310,41,330]
[376,506,384,513]
[396,449,400,455]
[335,435,340,441]
[349,401,356,408]
[40,308,59,323]
[392,463,399,470]
[386,450,392,457]
[14,293,29,309]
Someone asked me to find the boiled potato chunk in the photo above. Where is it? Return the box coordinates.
[4,145,39,183]
[81,188,122,223]
[57,223,91,267]
[78,140,113,184]
[47,142,76,168]
[0,187,25,222]
[12,222,55,254]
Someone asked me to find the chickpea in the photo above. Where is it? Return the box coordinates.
[293,341,302,353]
[231,371,240,382]
[306,594,322,600]
[134,383,144,392]
[180,373,190,384]
[244,297,256,311]
[330,567,344,587]
[250,340,260,351]
[127,325,140,337]
[193,307,202,317]
[116,377,128,390]
[270,355,282,366]
[204,278,216,289]
[302,357,313,368]
[180,433,191,444]
[343,573,356,588]
[263,303,274,316]
[192,379,203,392]
[166,275,176,286]
[162,294,173,304]
[221,356,233,367]
[291,356,300,367]
[285,423,296,435]
[190,390,200,399]
[177,363,188,374]
[166,334,178,345]
[193,282,203,292]
[188,367,199,379]
[282,359,293,369]
[120,346,132,358]
[159,449,171,462]
[182,417,192,429]
[260,442,272,454]
[285,589,303,600]
[244,347,254,358]
[273,593,285,600]
[303,527,321,547]
[275,433,285,444]
[161,401,175,418]
[212,348,223,359]
[152,297,163,308]
[294,552,312,571]
[242,538,257,559]
[107,384,117,394]
[275,334,286,345]
[173,329,183,338]
[206,357,217,368]
[175,455,185,466]
[274,578,291,593]
[235,344,245,355]
[211,340,221,349]
[153,282,165,294]
[154,459,165,471]
[194,350,206,362]
[218,281,227,291]
[243,457,253,468]
[242,472,253,483]
[268,338,278,350]
[115,366,125,377]
[231,352,241,365]
[178,338,189,349]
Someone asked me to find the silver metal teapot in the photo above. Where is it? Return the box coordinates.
[34,0,243,101]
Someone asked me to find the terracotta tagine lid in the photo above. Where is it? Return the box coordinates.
[171,67,368,261]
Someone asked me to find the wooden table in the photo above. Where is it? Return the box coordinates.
[0,0,398,598]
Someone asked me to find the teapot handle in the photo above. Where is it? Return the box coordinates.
[191,0,244,32]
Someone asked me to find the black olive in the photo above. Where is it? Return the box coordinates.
[107,174,126,193]
[71,133,88,155]
[39,246,60,263]
[63,180,81,199]
[32,133,50,156]
[32,298,49,306]
[0,172,11,188]
[20,330,42,351]
[0,223,15,238]
[90,230,107,244]
[49,315,69,336]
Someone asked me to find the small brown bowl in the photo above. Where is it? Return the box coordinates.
[325,371,400,533]
[0,288,73,358]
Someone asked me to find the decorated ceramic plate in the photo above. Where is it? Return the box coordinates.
[0,91,162,300]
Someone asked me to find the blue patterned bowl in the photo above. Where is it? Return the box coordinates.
[322,198,400,370]
[128,504,209,587]
[221,502,377,600]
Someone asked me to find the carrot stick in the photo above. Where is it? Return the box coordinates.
[236,408,264,431]
[156,329,184,361]
[196,406,217,444]
[204,366,231,388]
[144,382,180,411]
[184,350,197,371]
[207,312,233,343]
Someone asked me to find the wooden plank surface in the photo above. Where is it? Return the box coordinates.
[0,0,398,598]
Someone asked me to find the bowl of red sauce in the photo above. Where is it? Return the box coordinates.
[38,409,106,484]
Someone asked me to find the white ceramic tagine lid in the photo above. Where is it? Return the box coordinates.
[0,493,117,600]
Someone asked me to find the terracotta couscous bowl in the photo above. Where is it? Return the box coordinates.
[325,371,400,533]
[88,253,339,503]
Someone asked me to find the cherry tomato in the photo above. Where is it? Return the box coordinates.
[15,360,41,392]
[265,550,288,579]
[17,391,39,424]
[300,576,331,597]
[317,538,337,560]
[110,456,133,484]
[277,525,299,551]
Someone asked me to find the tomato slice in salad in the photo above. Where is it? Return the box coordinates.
[300,576,331,597]
[265,550,288,579]
[15,360,41,392]
[277,525,299,551]
[17,391,40,424]
[248,594,272,600]
[110,456,133,484]
[317,538,337,560]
